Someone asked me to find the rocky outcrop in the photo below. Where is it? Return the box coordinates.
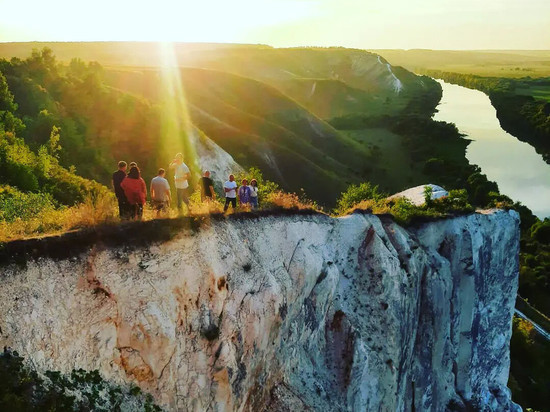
[0,210,521,411]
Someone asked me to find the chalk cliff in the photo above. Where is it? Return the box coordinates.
[0,209,521,411]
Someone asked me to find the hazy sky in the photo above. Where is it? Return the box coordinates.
[1,0,549,49]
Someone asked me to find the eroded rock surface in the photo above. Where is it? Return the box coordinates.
[0,210,521,411]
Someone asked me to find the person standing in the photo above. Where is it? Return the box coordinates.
[200,170,216,202]
[150,168,171,218]
[112,161,129,219]
[249,179,259,209]
[169,153,190,213]
[121,166,147,220]
[223,174,238,212]
[238,179,252,208]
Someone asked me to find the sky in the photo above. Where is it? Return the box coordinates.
[1,0,549,49]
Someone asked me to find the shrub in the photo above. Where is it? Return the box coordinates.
[530,219,550,244]
[335,182,474,224]
[0,349,163,411]
[334,182,385,215]
[187,188,224,215]
[0,186,57,222]
[235,167,280,208]
[0,190,117,242]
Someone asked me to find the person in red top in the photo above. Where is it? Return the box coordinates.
[121,166,147,220]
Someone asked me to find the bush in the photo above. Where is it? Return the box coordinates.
[0,186,57,222]
[530,219,550,244]
[0,349,163,411]
[334,182,474,224]
[334,182,385,215]
[235,167,280,208]
[187,188,224,215]
[0,190,117,242]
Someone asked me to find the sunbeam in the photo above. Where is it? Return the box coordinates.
[158,41,199,185]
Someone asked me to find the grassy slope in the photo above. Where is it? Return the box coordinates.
[106,67,375,205]
[0,43,428,118]
[179,47,428,119]
[342,128,427,190]
[96,44,436,204]
[0,43,438,205]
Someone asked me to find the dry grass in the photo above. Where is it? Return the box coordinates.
[0,192,118,243]
[346,199,392,215]
[264,191,321,211]
[187,198,225,216]
[0,188,327,243]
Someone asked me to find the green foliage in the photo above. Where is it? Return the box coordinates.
[334,182,385,215]
[530,219,550,243]
[390,189,474,224]
[0,350,163,411]
[0,72,24,135]
[235,167,280,207]
[0,186,57,222]
[334,181,473,224]
[519,217,550,316]
[0,131,107,206]
[509,317,550,410]
[0,48,165,187]
[423,185,433,206]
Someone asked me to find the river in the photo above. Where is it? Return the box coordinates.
[433,79,550,218]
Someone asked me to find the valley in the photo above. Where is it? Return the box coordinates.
[1,43,550,410]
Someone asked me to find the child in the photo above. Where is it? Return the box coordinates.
[238,179,252,208]
[249,179,259,209]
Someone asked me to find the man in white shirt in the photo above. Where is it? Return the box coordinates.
[169,152,190,213]
[223,174,238,212]
[150,168,171,218]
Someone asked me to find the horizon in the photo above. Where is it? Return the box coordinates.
[0,40,549,53]
[1,0,549,50]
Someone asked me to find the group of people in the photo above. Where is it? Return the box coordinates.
[111,153,259,220]
[222,174,259,212]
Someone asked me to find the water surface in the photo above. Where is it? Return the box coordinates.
[433,79,550,218]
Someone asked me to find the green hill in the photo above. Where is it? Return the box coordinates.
[105,66,374,204]
[0,43,433,118]
[0,44,440,206]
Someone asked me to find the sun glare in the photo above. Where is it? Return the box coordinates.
[158,42,198,177]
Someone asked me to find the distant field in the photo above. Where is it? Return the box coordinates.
[372,49,550,78]
[515,85,550,102]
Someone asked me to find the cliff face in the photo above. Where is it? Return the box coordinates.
[0,210,521,411]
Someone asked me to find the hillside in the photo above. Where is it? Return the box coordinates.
[106,66,379,204]
[0,42,435,118]
[0,45,442,206]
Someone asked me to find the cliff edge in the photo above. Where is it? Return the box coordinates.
[0,210,521,411]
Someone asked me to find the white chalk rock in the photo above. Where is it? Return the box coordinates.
[389,184,449,206]
[0,210,521,411]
